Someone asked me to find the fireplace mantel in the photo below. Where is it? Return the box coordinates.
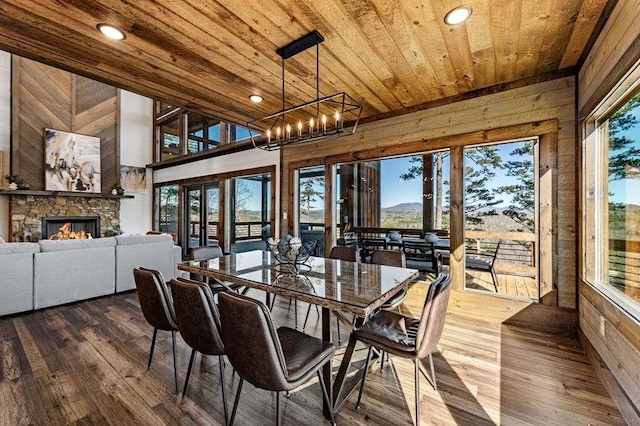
[0,189,133,199]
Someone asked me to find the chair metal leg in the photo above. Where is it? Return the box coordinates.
[336,317,341,345]
[182,348,196,398]
[172,330,179,393]
[294,299,298,330]
[219,356,229,426]
[229,378,244,426]
[491,268,499,292]
[317,371,336,425]
[356,346,373,410]
[275,391,281,426]
[302,304,312,331]
[414,359,420,426]
[380,351,385,371]
[147,328,158,370]
[429,353,437,392]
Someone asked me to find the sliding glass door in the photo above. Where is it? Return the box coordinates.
[185,183,219,252]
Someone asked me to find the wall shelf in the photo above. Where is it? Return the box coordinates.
[0,189,134,199]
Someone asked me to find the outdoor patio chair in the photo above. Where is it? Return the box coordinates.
[465,240,501,292]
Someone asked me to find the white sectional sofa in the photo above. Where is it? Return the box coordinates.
[0,242,41,316]
[0,234,183,316]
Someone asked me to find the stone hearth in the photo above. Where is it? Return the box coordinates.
[9,195,120,241]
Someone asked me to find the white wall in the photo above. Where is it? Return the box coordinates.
[0,51,11,240]
[118,90,154,235]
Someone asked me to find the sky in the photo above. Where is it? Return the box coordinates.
[379,142,532,208]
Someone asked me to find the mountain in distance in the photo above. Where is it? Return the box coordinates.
[381,202,423,213]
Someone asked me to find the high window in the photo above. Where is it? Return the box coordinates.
[584,89,640,314]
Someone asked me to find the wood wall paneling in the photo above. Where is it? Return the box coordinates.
[11,57,118,193]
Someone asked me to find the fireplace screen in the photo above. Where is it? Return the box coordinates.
[41,216,100,240]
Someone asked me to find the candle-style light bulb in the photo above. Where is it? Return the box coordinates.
[297,121,302,138]
[276,126,281,141]
[267,129,271,144]
[309,118,315,135]
[286,124,291,140]
[322,114,327,133]
[335,111,341,129]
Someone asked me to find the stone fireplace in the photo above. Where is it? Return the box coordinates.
[9,194,121,241]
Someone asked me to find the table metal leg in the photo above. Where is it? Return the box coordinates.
[321,307,333,419]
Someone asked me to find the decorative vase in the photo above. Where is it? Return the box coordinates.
[111,189,118,195]
[8,182,18,190]
[116,188,125,195]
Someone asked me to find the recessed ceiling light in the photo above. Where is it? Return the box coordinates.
[444,6,472,25]
[97,24,126,40]
[249,94,264,103]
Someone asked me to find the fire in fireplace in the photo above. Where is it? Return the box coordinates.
[41,216,100,240]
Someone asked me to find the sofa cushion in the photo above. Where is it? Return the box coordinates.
[39,237,117,252]
[116,234,173,245]
[0,242,40,255]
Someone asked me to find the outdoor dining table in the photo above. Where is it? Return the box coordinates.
[178,250,419,418]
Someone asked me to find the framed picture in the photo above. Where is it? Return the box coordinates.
[120,165,147,194]
[44,129,101,193]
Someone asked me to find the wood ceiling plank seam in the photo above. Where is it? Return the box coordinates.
[176,0,330,100]
[1,33,252,125]
[513,0,554,80]
[269,1,399,112]
[461,0,495,90]
[3,1,284,122]
[429,0,477,92]
[338,0,430,105]
[559,0,610,68]
[139,0,323,106]
[18,65,74,125]
[370,0,445,99]
[271,0,397,113]
[490,0,523,84]
[534,0,584,76]
[214,0,384,115]
[397,0,464,96]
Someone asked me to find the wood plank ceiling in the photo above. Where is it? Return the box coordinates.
[0,0,609,126]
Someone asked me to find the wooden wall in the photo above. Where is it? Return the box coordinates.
[10,56,118,191]
[282,76,577,308]
[577,0,640,417]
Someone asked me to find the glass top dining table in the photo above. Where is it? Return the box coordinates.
[178,249,419,319]
[177,249,419,417]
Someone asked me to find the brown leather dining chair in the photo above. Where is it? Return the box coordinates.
[370,249,408,312]
[132,267,180,393]
[191,245,247,294]
[170,277,229,424]
[353,273,452,426]
[218,291,336,426]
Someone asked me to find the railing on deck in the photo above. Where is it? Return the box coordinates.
[466,230,536,277]
[609,239,640,291]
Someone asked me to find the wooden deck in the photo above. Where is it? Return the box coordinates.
[464,270,538,300]
[0,283,628,425]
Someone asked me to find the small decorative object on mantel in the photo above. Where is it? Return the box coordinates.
[4,174,29,190]
[267,235,317,274]
[111,182,125,196]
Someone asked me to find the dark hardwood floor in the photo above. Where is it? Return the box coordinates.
[0,281,627,425]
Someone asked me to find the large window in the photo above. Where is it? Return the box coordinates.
[585,90,640,312]
[157,185,179,233]
[230,172,271,253]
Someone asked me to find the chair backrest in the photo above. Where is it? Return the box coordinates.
[192,245,223,261]
[402,240,436,261]
[218,291,290,391]
[328,245,359,262]
[415,274,452,358]
[133,267,177,331]
[465,239,501,266]
[170,278,225,356]
[370,249,406,268]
